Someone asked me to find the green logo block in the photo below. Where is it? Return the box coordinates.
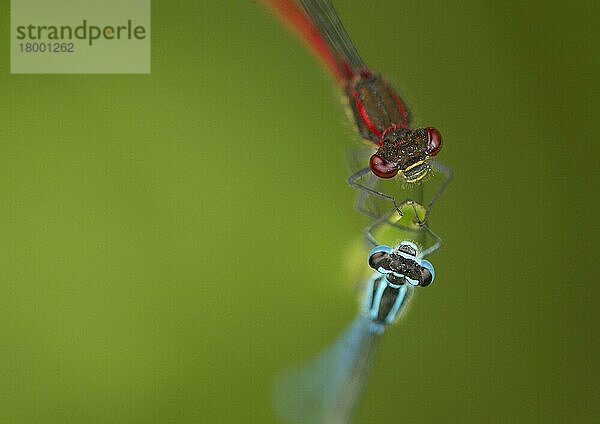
[11,0,150,74]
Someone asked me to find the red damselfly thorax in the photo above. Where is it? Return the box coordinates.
[262,0,451,227]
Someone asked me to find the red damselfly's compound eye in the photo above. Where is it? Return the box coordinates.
[426,127,442,156]
[369,154,399,179]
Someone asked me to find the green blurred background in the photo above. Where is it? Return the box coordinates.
[1,1,598,422]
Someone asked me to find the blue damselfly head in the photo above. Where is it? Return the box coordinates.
[367,242,435,287]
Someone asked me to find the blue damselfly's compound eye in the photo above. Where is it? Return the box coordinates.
[368,245,392,270]
[420,260,435,286]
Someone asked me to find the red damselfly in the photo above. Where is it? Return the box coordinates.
[262,0,451,228]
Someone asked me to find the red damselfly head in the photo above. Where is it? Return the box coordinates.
[369,127,443,182]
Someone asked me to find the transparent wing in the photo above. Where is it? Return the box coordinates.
[273,317,381,424]
[300,0,366,71]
